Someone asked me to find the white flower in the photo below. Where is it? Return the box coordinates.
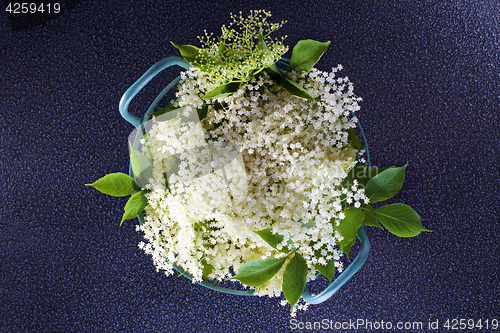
[135,64,363,300]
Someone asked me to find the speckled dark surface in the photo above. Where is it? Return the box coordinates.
[1,0,499,332]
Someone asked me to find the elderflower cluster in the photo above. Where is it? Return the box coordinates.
[194,10,288,86]
[136,65,365,299]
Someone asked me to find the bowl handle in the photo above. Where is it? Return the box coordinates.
[119,56,190,127]
[301,227,371,304]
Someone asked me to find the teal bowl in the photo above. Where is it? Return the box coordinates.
[118,56,371,303]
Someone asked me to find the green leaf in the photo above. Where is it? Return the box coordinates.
[257,29,267,50]
[342,164,395,191]
[218,39,228,61]
[283,253,308,311]
[171,42,217,71]
[171,42,200,65]
[365,164,407,203]
[341,162,367,189]
[202,82,240,99]
[372,203,431,237]
[120,190,148,226]
[265,63,283,78]
[281,77,315,101]
[228,257,287,287]
[85,173,140,197]
[202,260,214,281]
[257,28,282,79]
[361,167,394,187]
[129,143,152,186]
[361,205,383,229]
[347,127,364,150]
[336,207,365,260]
[314,259,336,284]
[197,104,208,121]
[257,29,282,78]
[253,229,289,253]
[287,39,330,73]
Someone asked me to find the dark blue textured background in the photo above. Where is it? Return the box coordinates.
[1,0,499,332]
